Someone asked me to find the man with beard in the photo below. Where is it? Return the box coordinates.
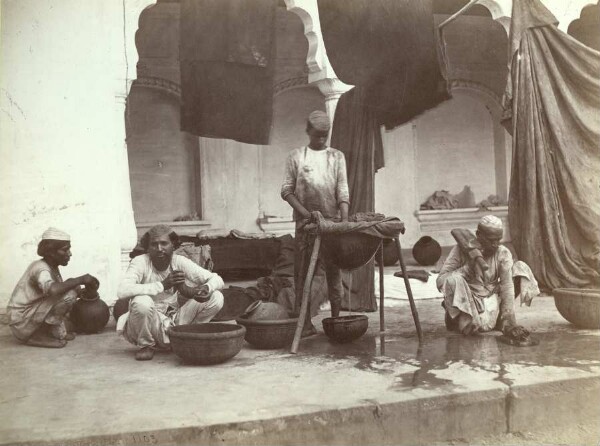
[7,227,99,348]
[437,215,533,340]
[117,224,224,360]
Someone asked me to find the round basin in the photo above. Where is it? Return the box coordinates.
[321,233,381,270]
[322,315,369,343]
[169,323,246,365]
[552,288,600,329]
[236,315,299,349]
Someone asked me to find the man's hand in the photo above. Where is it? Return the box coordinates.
[504,324,530,341]
[193,285,211,303]
[64,291,78,305]
[79,274,99,290]
[162,270,185,290]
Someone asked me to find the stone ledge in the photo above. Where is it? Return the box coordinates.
[508,376,600,433]
[257,216,295,236]
[10,388,508,446]
[135,220,212,238]
[415,206,510,246]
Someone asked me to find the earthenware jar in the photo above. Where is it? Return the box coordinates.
[412,236,442,266]
[375,238,399,266]
[242,300,289,321]
[70,291,110,334]
[112,297,130,322]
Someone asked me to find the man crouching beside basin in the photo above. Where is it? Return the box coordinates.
[116,224,224,361]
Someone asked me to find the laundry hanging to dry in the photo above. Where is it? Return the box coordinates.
[503,0,600,290]
[317,0,450,129]
[179,0,277,145]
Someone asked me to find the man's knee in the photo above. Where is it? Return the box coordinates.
[439,274,467,295]
[209,290,224,311]
[130,295,155,315]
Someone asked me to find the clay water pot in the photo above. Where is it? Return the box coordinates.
[242,301,289,321]
[412,236,442,266]
[70,292,110,334]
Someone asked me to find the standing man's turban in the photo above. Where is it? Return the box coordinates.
[307,110,331,132]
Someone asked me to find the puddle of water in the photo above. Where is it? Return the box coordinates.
[296,329,600,389]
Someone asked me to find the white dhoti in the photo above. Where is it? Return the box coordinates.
[117,291,224,348]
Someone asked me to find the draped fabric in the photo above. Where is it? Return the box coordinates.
[331,88,384,213]
[330,88,385,311]
[317,0,450,129]
[179,0,277,145]
[503,0,600,290]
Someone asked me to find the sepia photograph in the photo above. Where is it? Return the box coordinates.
[1,0,599,445]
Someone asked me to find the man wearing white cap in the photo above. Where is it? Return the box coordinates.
[116,224,224,360]
[436,215,535,339]
[7,227,99,348]
[281,110,350,337]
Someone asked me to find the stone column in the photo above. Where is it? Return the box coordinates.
[117,0,158,269]
[115,93,139,270]
[314,78,352,141]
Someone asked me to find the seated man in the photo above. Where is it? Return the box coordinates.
[436,215,533,340]
[7,227,99,348]
[117,224,224,361]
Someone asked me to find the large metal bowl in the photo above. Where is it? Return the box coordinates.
[552,288,600,329]
[322,315,369,343]
[169,323,246,365]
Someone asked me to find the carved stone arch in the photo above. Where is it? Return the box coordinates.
[448,79,511,200]
[273,77,309,97]
[476,0,598,34]
[131,77,182,99]
[556,0,598,32]
[123,0,159,94]
[567,2,599,50]
[283,0,324,75]
[448,79,503,120]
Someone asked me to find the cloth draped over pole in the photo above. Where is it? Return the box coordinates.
[502,0,600,290]
[317,0,450,129]
[320,0,450,310]
[330,89,385,311]
[179,0,277,145]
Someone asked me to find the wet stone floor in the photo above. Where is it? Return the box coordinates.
[298,326,600,390]
[1,296,599,446]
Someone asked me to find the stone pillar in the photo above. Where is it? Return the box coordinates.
[314,78,352,141]
[115,94,139,270]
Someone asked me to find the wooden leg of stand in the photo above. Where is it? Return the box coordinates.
[378,242,385,333]
[394,237,423,341]
[291,235,321,354]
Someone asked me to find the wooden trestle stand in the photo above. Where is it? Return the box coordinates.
[291,235,423,354]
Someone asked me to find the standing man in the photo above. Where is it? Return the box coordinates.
[117,224,224,360]
[281,110,350,337]
[7,227,99,348]
[436,215,533,339]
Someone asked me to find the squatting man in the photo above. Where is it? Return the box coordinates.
[115,224,224,360]
[437,215,538,341]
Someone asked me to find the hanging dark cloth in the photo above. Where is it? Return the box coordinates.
[179,0,277,145]
[502,0,600,290]
[330,88,385,312]
[317,0,450,129]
